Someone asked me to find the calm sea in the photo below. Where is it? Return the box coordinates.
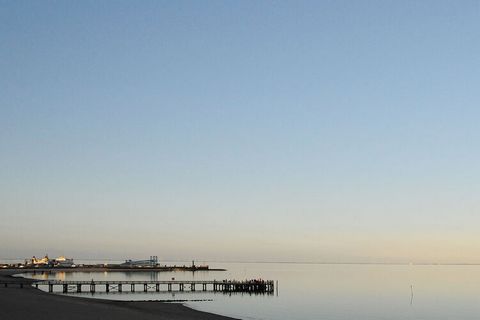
[19,262,480,320]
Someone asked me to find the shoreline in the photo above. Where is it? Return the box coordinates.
[2,266,227,272]
[0,270,238,320]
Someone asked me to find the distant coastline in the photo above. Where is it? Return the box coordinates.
[3,266,227,273]
[1,255,227,272]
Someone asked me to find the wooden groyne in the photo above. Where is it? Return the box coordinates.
[1,279,275,295]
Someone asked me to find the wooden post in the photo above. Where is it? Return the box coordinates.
[156,283,159,292]
[77,284,81,293]
[49,284,53,293]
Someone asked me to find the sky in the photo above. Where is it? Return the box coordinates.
[1,0,479,263]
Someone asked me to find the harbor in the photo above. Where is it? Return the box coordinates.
[0,255,275,297]
[0,261,277,320]
[1,255,226,272]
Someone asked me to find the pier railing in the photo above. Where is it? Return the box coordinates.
[2,279,275,295]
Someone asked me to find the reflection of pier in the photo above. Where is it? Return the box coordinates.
[4,280,275,295]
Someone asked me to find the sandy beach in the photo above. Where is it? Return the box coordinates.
[0,270,237,320]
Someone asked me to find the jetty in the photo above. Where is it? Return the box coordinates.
[1,279,275,295]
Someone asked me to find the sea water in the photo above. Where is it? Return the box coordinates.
[20,262,480,320]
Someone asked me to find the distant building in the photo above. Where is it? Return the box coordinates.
[28,255,51,266]
[54,256,75,267]
[120,256,158,267]
[25,255,74,267]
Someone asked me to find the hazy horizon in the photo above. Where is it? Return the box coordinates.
[1,1,479,264]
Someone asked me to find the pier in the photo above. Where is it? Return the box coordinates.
[1,279,275,295]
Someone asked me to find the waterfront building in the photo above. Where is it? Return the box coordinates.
[25,255,75,267]
[54,256,75,267]
[120,256,158,267]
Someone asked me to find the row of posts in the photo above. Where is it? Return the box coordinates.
[56,283,205,293]
[5,281,275,294]
[44,281,274,293]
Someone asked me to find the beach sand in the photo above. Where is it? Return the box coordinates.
[0,271,237,320]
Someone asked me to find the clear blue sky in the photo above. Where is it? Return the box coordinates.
[1,0,479,263]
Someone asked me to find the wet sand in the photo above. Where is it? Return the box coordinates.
[0,271,237,320]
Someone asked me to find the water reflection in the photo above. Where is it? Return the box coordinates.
[149,272,158,281]
[19,263,480,320]
[410,284,414,306]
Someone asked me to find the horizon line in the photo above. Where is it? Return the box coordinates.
[2,257,480,266]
